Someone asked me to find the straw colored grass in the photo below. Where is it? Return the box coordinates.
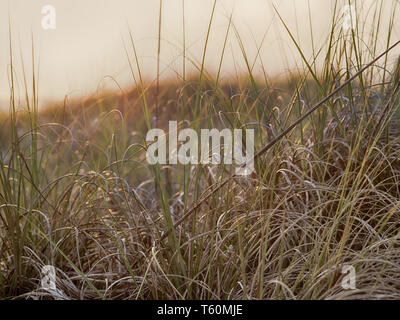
[1,0,400,300]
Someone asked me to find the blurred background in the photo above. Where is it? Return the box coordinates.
[0,0,399,107]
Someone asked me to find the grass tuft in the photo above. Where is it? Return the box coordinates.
[1,0,400,300]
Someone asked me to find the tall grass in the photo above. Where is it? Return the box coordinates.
[1,0,400,299]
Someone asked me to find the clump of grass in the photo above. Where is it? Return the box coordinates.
[1,0,400,299]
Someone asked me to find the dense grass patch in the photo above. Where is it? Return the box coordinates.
[1,0,400,299]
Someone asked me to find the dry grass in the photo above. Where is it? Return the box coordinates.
[1,0,400,300]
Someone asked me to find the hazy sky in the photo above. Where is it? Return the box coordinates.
[0,0,399,106]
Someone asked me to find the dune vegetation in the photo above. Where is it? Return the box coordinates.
[1,0,400,299]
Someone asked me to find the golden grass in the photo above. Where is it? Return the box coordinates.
[1,0,400,300]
